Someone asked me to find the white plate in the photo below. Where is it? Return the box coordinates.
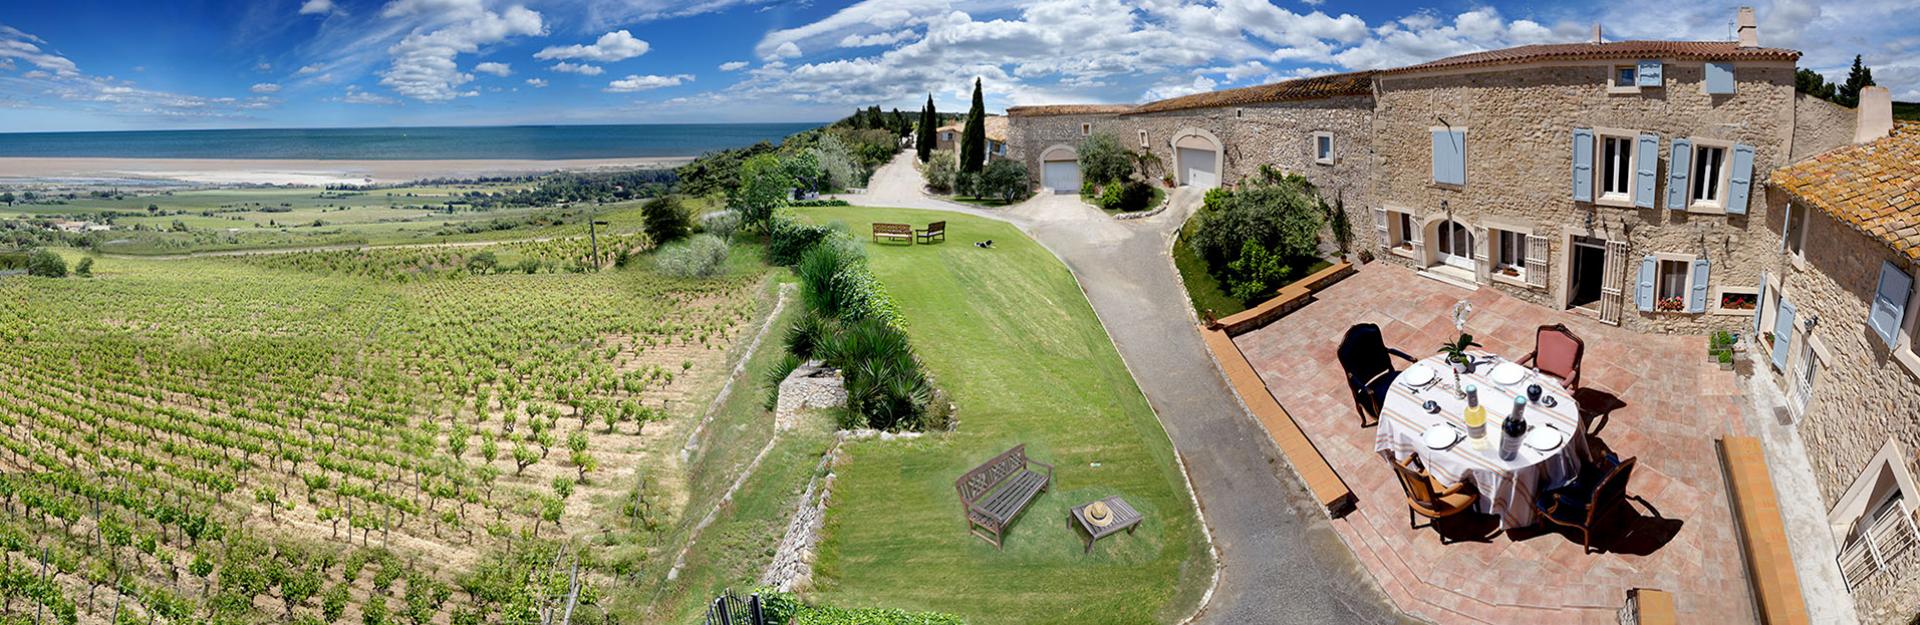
[1524,427,1565,451]
[1400,364,1436,387]
[1490,362,1527,386]
[1422,425,1461,449]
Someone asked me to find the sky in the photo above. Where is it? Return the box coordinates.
[0,0,1913,132]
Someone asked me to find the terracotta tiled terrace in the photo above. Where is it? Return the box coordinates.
[1233,263,1756,624]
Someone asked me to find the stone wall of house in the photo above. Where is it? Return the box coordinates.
[1791,93,1857,162]
[1765,205,1920,625]
[1369,61,1801,335]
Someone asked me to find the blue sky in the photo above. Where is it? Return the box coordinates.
[1,0,1913,132]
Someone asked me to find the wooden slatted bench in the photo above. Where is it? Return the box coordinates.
[1201,326,1355,516]
[872,222,914,244]
[1718,437,1811,625]
[956,444,1053,549]
[915,221,946,244]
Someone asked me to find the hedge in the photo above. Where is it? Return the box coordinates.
[794,606,965,625]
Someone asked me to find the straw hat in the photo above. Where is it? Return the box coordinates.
[1085,501,1114,528]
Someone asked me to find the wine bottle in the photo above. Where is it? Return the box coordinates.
[1463,384,1486,438]
[1499,395,1527,461]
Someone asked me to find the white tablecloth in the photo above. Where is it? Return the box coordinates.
[1375,353,1587,529]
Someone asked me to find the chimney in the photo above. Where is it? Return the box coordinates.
[1736,7,1758,48]
[1591,23,1603,44]
[1855,86,1894,143]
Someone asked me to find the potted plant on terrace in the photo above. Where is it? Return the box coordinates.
[1439,333,1482,375]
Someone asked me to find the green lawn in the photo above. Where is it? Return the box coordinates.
[798,206,1211,625]
[1171,219,1244,317]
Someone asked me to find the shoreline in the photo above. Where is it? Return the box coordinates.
[0,156,694,187]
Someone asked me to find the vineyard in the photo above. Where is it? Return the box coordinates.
[0,247,773,624]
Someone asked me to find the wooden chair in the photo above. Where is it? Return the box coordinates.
[915,221,946,244]
[1534,454,1637,553]
[1390,456,1478,542]
[1519,323,1584,390]
[1338,324,1415,426]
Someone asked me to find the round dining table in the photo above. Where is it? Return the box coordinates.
[1374,352,1587,529]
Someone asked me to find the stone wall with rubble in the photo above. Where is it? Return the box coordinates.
[1764,203,1920,625]
[1790,93,1858,162]
[1368,61,1802,335]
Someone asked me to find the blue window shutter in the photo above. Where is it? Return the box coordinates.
[1771,299,1796,370]
[1728,144,1756,214]
[1572,128,1594,202]
[1687,258,1711,313]
[1869,261,1914,349]
[1706,62,1736,94]
[1635,133,1660,208]
[1754,277,1768,334]
[1637,60,1663,87]
[1636,256,1657,312]
[1432,130,1465,185]
[1667,139,1693,210]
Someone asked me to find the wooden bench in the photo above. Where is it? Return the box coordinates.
[1719,437,1811,625]
[872,222,914,244]
[915,221,946,244]
[956,444,1053,549]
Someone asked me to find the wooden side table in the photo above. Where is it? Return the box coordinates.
[1068,496,1142,553]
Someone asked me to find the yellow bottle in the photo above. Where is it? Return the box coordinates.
[1463,384,1488,445]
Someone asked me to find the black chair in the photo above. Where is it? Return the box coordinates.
[1337,323,1415,426]
[1534,454,1637,553]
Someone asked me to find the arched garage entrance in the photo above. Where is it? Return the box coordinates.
[1038,144,1080,194]
[1172,129,1222,189]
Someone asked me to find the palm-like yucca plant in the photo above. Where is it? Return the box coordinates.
[1438,333,1482,370]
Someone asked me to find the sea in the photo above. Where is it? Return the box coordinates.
[0,123,819,160]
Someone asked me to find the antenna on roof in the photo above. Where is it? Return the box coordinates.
[1591,23,1603,44]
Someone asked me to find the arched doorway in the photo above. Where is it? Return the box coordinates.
[1038,144,1080,194]
[1432,219,1474,270]
[1171,128,1223,189]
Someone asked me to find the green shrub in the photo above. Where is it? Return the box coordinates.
[784,312,835,360]
[26,248,66,278]
[790,199,851,207]
[953,170,979,199]
[1097,180,1124,210]
[703,209,742,241]
[753,589,803,625]
[794,606,965,625]
[818,317,932,431]
[764,352,804,410]
[73,257,93,277]
[1223,240,1293,302]
[1192,175,1323,278]
[653,234,729,278]
[795,238,900,328]
[921,156,957,194]
[768,217,840,266]
[977,159,1031,203]
[642,195,691,244]
[1076,132,1133,185]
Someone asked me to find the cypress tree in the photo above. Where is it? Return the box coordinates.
[916,95,937,163]
[959,78,987,174]
[1835,55,1876,108]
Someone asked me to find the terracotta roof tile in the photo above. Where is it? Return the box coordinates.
[984,115,1009,142]
[1132,71,1375,113]
[1005,104,1135,117]
[1771,122,1920,263]
[1384,41,1798,75]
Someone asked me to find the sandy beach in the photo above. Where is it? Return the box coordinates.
[0,156,694,186]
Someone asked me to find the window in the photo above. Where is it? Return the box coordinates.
[1492,230,1527,280]
[1714,286,1759,315]
[1832,440,1920,590]
[1783,201,1809,262]
[1313,132,1335,165]
[1609,65,1640,93]
[1691,144,1727,207]
[1139,130,1148,148]
[1081,123,1091,136]
[1431,129,1466,186]
[1599,135,1634,200]
[1789,337,1820,418]
[1656,258,1690,312]
[1902,268,1920,375]
[1388,210,1415,252]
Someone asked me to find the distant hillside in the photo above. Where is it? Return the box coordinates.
[1897,101,1920,121]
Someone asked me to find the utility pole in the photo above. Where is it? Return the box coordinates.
[588,210,599,270]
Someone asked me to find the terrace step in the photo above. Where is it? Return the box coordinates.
[1718,436,1812,625]
[1199,326,1355,516]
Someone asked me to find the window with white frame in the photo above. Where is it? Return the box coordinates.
[1388,210,1415,251]
[1714,286,1759,315]
[1081,123,1091,136]
[1784,201,1809,261]
[1492,229,1528,280]
[1789,338,1821,419]
[1139,130,1148,148]
[1656,258,1691,312]
[1609,65,1639,92]
[1833,440,1920,591]
[1598,134,1635,202]
[1691,144,1728,207]
[1314,132,1335,165]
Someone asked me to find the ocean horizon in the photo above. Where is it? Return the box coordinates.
[0,123,821,160]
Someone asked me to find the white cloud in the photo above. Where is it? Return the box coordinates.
[341,85,397,105]
[568,0,781,27]
[1143,75,1218,101]
[534,30,650,63]
[605,73,694,92]
[719,60,749,71]
[767,41,802,61]
[299,0,337,16]
[377,4,545,102]
[0,24,81,77]
[0,24,271,122]
[525,77,548,87]
[551,62,605,75]
[256,62,273,71]
[474,61,512,76]
[250,82,282,93]
[296,64,324,75]
[840,30,917,48]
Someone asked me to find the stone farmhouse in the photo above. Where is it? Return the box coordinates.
[1006,7,1919,622]
[932,115,1011,161]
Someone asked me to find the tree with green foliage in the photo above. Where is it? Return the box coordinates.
[1795,68,1837,101]
[978,159,1031,204]
[641,195,691,244]
[784,150,824,196]
[26,248,66,278]
[916,95,937,163]
[1192,174,1326,303]
[73,257,93,277]
[959,79,987,174]
[1076,133,1134,187]
[1836,55,1877,108]
[733,153,793,231]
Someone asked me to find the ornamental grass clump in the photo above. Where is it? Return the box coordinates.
[654,234,729,279]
